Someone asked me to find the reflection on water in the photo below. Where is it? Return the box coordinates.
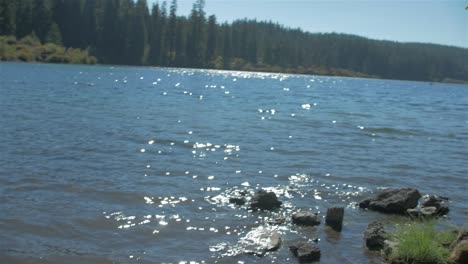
[0,62,467,263]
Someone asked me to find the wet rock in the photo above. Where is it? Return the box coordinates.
[250,190,282,211]
[267,217,286,225]
[292,211,321,226]
[383,240,398,257]
[407,206,438,218]
[449,240,468,264]
[289,242,321,262]
[437,204,449,215]
[406,195,450,218]
[421,195,449,216]
[451,231,468,249]
[359,198,371,208]
[406,208,421,218]
[420,206,438,216]
[241,228,281,256]
[325,207,344,232]
[359,188,421,214]
[364,221,386,250]
[229,197,246,206]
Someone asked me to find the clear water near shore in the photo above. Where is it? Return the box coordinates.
[0,62,467,263]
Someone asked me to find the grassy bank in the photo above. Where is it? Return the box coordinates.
[386,221,464,264]
[0,35,96,65]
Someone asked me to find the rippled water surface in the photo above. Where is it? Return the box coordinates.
[1,62,467,263]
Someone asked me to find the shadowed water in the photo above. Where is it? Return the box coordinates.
[0,62,467,263]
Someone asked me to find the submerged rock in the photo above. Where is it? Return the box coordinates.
[359,188,421,214]
[250,190,282,211]
[267,217,286,226]
[289,242,321,262]
[325,207,344,232]
[241,227,281,256]
[292,211,321,226]
[229,197,246,206]
[364,221,386,250]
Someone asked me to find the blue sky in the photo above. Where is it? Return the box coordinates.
[148,0,468,48]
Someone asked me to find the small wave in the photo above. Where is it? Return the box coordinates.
[366,127,419,136]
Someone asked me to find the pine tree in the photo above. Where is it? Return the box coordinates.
[32,0,52,42]
[205,15,217,66]
[0,0,16,36]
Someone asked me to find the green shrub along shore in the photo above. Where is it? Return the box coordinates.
[0,35,97,65]
[385,221,467,264]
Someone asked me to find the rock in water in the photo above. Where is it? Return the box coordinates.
[364,221,386,250]
[250,190,282,210]
[241,227,281,256]
[421,195,449,216]
[325,207,344,231]
[292,211,321,226]
[359,188,421,214]
[289,242,321,262]
[229,197,246,206]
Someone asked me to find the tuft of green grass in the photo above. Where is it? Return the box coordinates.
[387,221,453,264]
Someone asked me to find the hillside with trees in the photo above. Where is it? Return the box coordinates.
[1,0,467,82]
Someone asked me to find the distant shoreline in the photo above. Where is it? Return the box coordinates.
[2,59,467,86]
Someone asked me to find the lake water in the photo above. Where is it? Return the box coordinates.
[1,62,467,263]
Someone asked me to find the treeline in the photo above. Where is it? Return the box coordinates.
[1,0,467,82]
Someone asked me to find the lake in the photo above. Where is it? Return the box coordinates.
[0,62,467,263]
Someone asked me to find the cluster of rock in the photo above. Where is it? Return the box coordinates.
[229,189,345,262]
[227,187,462,263]
[358,187,449,218]
[358,188,467,264]
[407,194,449,218]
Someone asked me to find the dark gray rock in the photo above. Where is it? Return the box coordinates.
[421,195,449,216]
[359,188,421,214]
[289,242,321,262]
[229,197,246,206]
[364,221,386,250]
[407,195,450,218]
[292,211,321,226]
[359,198,371,208]
[325,207,344,232]
[250,190,282,211]
[242,228,281,256]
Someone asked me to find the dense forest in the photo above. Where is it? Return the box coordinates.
[1,0,467,82]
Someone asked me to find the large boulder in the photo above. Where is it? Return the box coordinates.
[359,188,421,214]
[292,211,321,226]
[241,227,281,256]
[325,207,344,232]
[289,242,321,262]
[250,190,282,210]
[364,221,386,250]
